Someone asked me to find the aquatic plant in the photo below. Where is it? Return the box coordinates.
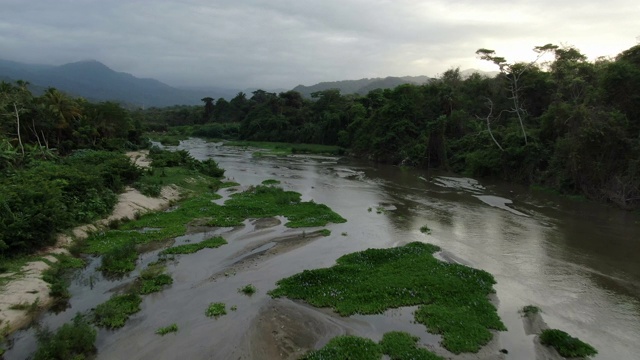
[41,253,86,300]
[302,331,444,360]
[419,224,431,234]
[238,284,257,296]
[34,314,96,360]
[270,242,505,354]
[206,302,227,318]
[319,229,331,236]
[301,335,382,360]
[155,323,178,336]
[99,239,137,275]
[539,329,597,358]
[380,331,445,360]
[93,293,142,329]
[139,273,173,295]
[261,179,281,185]
[521,305,540,316]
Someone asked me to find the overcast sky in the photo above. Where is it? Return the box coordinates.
[1,0,638,90]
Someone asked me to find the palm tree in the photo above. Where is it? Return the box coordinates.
[42,88,81,148]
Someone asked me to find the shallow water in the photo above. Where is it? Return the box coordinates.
[5,138,640,359]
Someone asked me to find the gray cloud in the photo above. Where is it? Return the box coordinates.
[1,0,638,89]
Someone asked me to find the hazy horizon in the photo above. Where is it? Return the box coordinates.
[2,1,638,89]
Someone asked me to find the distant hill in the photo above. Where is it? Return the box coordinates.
[459,68,500,78]
[292,75,434,98]
[0,59,240,107]
[292,71,499,98]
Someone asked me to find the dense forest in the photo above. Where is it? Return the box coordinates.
[0,84,149,257]
[139,44,640,209]
[2,43,639,258]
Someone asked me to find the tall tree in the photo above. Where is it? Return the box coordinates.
[476,44,557,145]
[201,97,215,122]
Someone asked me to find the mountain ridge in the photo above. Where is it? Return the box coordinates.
[0,59,240,107]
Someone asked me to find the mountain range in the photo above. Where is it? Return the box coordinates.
[0,59,240,107]
[292,75,434,98]
[0,58,498,107]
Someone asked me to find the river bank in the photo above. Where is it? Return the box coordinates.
[0,151,180,334]
[4,140,635,359]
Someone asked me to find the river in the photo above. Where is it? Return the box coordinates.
[5,138,640,359]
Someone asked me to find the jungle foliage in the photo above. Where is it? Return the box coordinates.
[0,84,148,259]
[141,44,640,209]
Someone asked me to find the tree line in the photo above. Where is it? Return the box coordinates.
[141,44,640,209]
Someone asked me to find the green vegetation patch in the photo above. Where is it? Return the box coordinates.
[99,240,138,275]
[139,273,173,295]
[159,236,227,255]
[539,329,597,358]
[419,225,431,234]
[205,302,227,318]
[302,332,443,360]
[93,293,142,329]
[42,254,86,299]
[521,305,540,316]
[380,331,445,360]
[87,183,343,275]
[34,314,96,360]
[0,150,140,257]
[217,185,346,228]
[238,284,257,296]
[261,179,281,185]
[301,335,382,360]
[269,242,505,354]
[155,323,178,336]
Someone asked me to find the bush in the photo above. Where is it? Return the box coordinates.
[155,323,178,336]
[539,329,597,358]
[93,293,142,329]
[301,335,382,360]
[0,151,141,257]
[238,284,257,296]
[99,240,138,274]
[205,302,226,318]
[34,314,96,360]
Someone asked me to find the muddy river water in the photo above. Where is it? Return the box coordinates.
[5,138,640,359]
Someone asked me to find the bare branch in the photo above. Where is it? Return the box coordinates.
[475,98,504,151]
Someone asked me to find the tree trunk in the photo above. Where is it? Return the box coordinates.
[13,102,24,156]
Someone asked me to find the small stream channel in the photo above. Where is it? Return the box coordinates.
[4,138,640,359]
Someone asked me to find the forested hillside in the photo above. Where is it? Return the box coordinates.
[141,44,640,209]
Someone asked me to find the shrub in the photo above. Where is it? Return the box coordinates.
[301,335,382,360]
[205,302,226,318]
[238,284,257,296]
[34,314,96,360]
[155,323,178,336]
[539,329,597,358]
[521,305,540,316]
[99,240,137,274]
[93,293,142,329]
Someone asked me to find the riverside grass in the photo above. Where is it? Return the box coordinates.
[270,242,505,354]
[301,331,444,360]
[87,182,345,274]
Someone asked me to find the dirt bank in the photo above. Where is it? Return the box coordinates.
[0,150,180,333]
